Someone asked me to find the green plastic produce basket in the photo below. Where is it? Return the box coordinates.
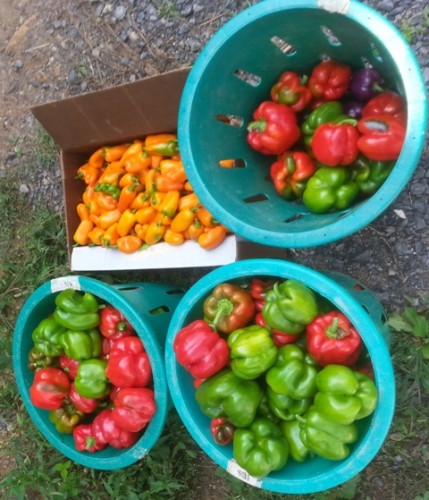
[13,276,185,470]
[165,259,395,494]
[178,0,428,247]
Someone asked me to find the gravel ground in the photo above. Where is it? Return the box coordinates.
[1,0,428,494]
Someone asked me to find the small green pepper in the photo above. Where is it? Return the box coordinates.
[60,329,102,361]
[31,317,66,357]
[280,418,310,462]
[74,359,109,399]
[350,156,394,196]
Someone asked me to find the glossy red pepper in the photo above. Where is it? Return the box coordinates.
[248,279,275,312]
[311,122,359,166]
[210,417,235,446]
[246,101,301,155]
[69,383,99,414]
[173,319,230,379]
[362,91,406,122]
[255,312,299,346]
[111,387,157,433]
[92,409,140,449]
[270,151,316,199]
[73,423,106,453]
[99,305,135,340]
[270,71,312,112]
[106,336,152,388]
[357,114,406,161]
[29,367,71,411]
[306,311,362,366]
[59,355,80,379]
[308,59,352,101]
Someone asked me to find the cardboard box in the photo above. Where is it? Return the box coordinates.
[32,69,284,271]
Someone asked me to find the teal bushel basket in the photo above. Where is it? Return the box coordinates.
[165,259,395,494]
[13,276,185,470]
[178,0,428,248]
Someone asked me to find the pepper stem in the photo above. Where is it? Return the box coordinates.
[247,118,267,133]
[325,317,348,339]
[211,298,234,330]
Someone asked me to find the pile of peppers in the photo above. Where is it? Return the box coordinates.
[74,133,230,253]
[173,277,378,479]
[28,289,156,453]
[246,59,406,213]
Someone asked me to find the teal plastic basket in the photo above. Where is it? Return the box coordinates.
[13,276,185,470]
[178,0,428,248]
[165,259,395,494]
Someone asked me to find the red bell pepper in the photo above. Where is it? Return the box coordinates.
[73,423,106,453]
[270,71,312,112]
[210,417,235,446]
[308,59,352,101]
[99,305,135,340]
[69,383,99,414]
[270,151,316,199]
[357,114,406,161]
[311,122,359,166]
[306,311,362,366]
[106,336,152,388]
[29,367,70,411]
[247,101,301,155]
[362,91,406,123]
[111,387,157,433]
[173,319,229,379]
[254,312,299,346]
[59,355,80,380]
[92,409,140,449]
[248,278,275,312]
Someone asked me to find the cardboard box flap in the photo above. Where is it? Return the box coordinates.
[31,68,190,152]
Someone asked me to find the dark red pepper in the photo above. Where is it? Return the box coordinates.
[311,122,359,166]
[173,319,230,379]
[210,418,235,446]
[306,311,362,366]
[357,114,406,161]
[270,71,312,112]
[111,387,157,433]
[308,59,352,101]
[270,151,316,199]
[73,423,106,453]
[255,312,299,347]
[99,305,135,340]
[247,101,301,155]
[362,91,406,122]
[248,279,275,312]
[29,367,70,411]
[69,383,99,414]
[59,355,80,380]
[92,409,140,449]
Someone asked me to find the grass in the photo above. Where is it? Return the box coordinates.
[1,127,429,499]
[399,5,429,43]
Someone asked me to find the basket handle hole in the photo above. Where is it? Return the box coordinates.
[370,43,383,63]
[218,158,246,168]
[148,305,170,315]
[271,36,297,56]
[216,114,244,127]
[233,69,261,87]
[284,213,305,223]
[320,25,342,46]
[243,193,269,204]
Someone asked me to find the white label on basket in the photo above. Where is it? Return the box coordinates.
[317,0,350,14]
[226,459,262,488]
[50,276,81,293]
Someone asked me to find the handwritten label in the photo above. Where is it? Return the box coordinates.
[50,276,81,293]
[226,459,262,488]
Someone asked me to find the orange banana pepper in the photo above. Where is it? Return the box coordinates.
[160,159,187,184]
[117,184,141,213]
[134,223,149,241]
[102,223,120,247]
[135,206,156,224]
[145,221,166,246]
[88,226,105,246]
[158,190,180,218]
[94,192,118,211]
[155,175,184,193]
[178,192,200,211]
[198,225,227,250]
[76,163,100,186]
[73,219,94,246]
[98,209,122,230]
[76,203,90,221]
[124,152,152,174]
[196,207,217,228]
[102,144,128,163]
[184,220,204,241]
[88,148,105,168]
[171,208,195,233]
[164,229,185,246]
[117,209,137,237]
[131,192,150,210]
[116,235,143,254]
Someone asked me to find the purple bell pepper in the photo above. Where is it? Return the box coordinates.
[349,68,383,103]
[343,100,364,119]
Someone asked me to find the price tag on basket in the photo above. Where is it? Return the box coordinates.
[50,276,81,293]
[226,459,262,488]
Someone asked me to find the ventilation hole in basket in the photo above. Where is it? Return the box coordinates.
[353,283,365,291]
[243,193,269,204]
[321,25,341,46]
[149,305,170,315]
[216,114,244,127]
[362,305,370,315]
[370,43,383,63]
[233,69,261,87]
[166,288,186,295]
[218,158,246,169]
[360,56,373,68]
[270,36,297,55]
[284,213,305,223]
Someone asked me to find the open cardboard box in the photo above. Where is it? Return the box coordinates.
[32,69,285,271]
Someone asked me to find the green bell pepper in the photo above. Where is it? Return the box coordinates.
[60,329,102,361]
[227,325,277,380]
[350,156,395,196]
[314,364,378,425]
[280,418,310,462]
[74,359,109,399]
[195,369,263,428]
[302,167,359,214]
[233,417,289,478]
[257,393,280,423]
[266,386,312,421]
[301,101,352,145]
[53,289,100,331]
[31,317,66,357]
[298,406,358,461]
[262,280,318,334]
[266,344,319,399]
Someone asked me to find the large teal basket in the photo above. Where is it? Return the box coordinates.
[13,276,185,470]
[178,0,428,248]
[165,259,395,494]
